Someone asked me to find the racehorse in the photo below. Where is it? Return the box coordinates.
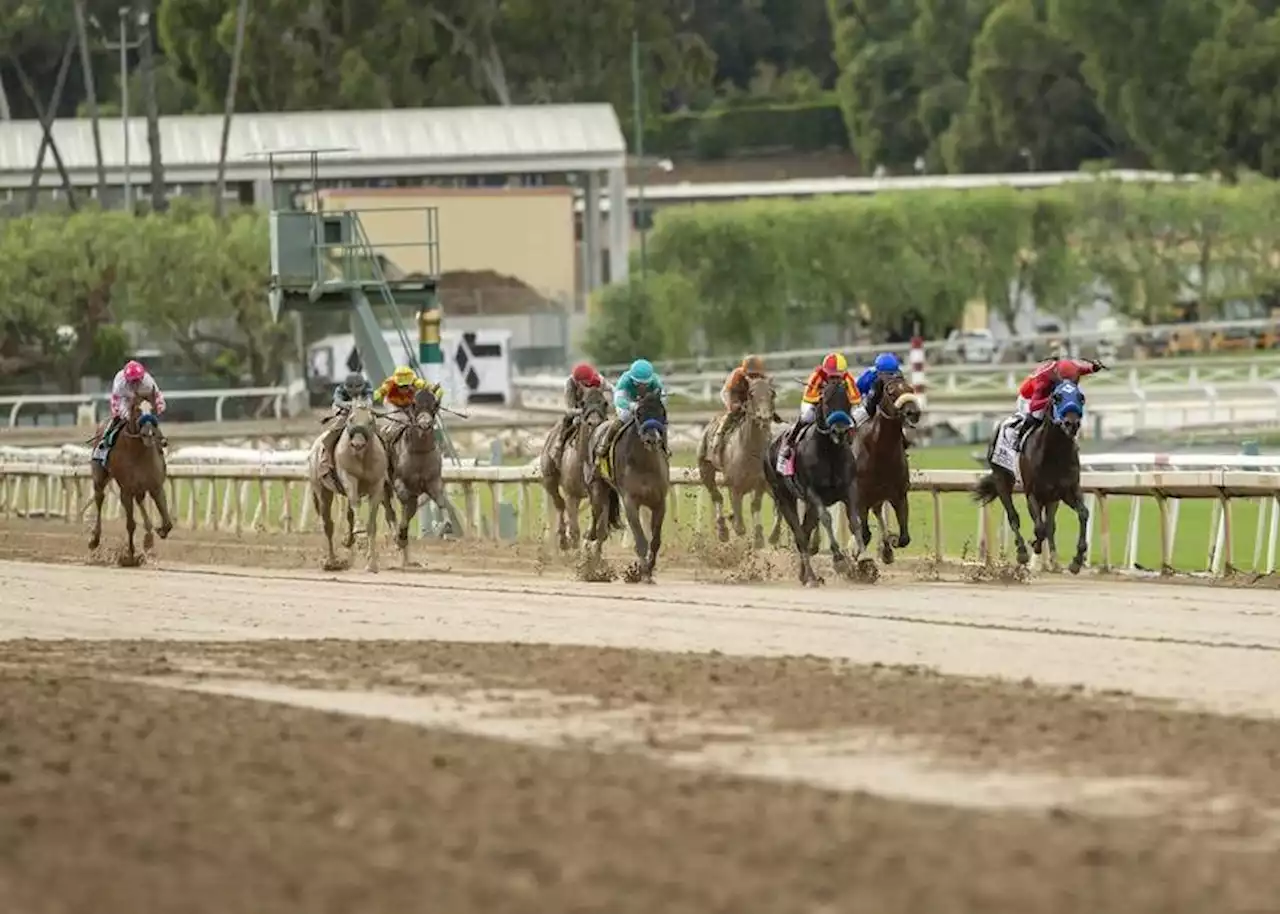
[377,387,463,568]
[973,379,1090,573]
[854,371,922,564]
[540,384,611,549]
[585,388,669,582]
[697,374,778,548]
[87,401,173,566]
[763,375,870,586]
[306,397,390,572]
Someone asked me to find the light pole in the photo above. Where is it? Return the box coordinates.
[97,7,144,210]
[631,29,646,283]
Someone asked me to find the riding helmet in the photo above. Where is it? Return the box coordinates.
[343,372,365,391]
[820,352,847,376]
[123,360,146,383]
[742,354,765,375]
[629,359,655,382]
[571,362,601,386]
[393,365,416,385]
[873,352,901,373]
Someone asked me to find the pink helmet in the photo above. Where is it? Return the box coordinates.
[123,360,146,383]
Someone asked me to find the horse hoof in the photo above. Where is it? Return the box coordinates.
[157,525,172,540]
[896,535,911,550]
[880,547,894,565]
[804,576,825,588]
[143,533,155,550]
[322,558,346,572]
[88,536,100,551]
[716,523,729,543]
[1068,560,1083,575]
[1016,547,1030,565]
[117,552,142,568]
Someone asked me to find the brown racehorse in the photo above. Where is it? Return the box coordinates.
[697,374,778,548]
[853,372,922,564]
[540,384,611,550]
[87,401,174,566]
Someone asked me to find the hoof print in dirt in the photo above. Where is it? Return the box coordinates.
[963,561,1031,585]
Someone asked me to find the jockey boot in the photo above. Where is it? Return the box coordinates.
[557,414,576,452]
[1014,415,1042,452]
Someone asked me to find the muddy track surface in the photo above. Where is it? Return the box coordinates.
[3,520,1280,913]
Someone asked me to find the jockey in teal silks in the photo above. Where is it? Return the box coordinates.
[593,358,669,469]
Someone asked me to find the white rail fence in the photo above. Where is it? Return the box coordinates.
[0,383,305,427]
[1,450,1276,577]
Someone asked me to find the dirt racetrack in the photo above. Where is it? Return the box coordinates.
[3,519,1280,913]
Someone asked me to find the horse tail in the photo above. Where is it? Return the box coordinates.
[972,472,1002,506]
[607,488,622,531]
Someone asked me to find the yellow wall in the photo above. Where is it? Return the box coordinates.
[317,187,576,297]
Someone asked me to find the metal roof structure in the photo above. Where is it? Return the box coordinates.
[574,170,1201,212]
[0,104,626,188]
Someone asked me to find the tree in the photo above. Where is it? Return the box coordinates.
[72,0,108,202]
[137,1,167,212]
[1049,0,1219,173]
[943,0,1118,173]
[214,0,249,218]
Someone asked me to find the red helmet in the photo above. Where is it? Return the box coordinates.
[1056,360,1082,382]
[571,362,601,387]
[820,352,847,377]
[123,360,146,383]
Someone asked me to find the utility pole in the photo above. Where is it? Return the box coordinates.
[631,29,646,283]
[99,7,144,211]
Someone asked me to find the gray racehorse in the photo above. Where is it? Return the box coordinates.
[377,387,463,568]
[306,397,390,572]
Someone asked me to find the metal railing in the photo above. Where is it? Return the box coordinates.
[0,385,300,427]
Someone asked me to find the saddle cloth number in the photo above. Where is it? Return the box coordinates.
[991,420,1020,476]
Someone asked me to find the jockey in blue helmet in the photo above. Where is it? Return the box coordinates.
[593,358,668,470]
[855,351,903,417]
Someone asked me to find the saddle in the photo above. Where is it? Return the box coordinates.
[590,417,633,484]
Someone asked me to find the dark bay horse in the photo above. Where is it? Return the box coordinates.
[541,384,612,549]
[854,372,922,564]
[585,388,669,582]
[974,379,1090,573]
[87,401,174,566]
[764,375,869,586]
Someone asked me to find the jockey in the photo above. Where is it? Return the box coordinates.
[1011,357,1105,451]
[595,358,668,465]
[855,352,903,415]
[329,372,372,419]
[94,359,167,463]
[374,365,443,412]
[711,354,772,456]
[775,352,864,473]
[558,361,609,451]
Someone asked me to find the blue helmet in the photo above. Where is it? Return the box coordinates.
[629,359,655,383]
[874,352,901,373]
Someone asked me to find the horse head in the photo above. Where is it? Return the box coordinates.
[745,375,776,426]
[818,375,855,443]
[877,372,922,429]
[634,387,667,450]
[344,398,377,453]
[580,385,611,433]
[413,385,439,416]
[1049,379,1085,439]
[128,402,162,449]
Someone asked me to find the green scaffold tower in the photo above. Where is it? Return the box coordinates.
[261,148,461,532]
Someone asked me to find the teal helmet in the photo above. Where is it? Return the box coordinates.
[629,359,655,383]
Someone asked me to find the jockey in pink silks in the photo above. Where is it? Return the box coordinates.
[92,359,168,463]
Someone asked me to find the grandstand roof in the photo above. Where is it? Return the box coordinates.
[0,104,626,188]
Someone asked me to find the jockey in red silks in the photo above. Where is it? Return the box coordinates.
[1010,357,1105,451]
[93,359,167,463]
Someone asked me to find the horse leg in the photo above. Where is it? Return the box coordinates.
[622,495,649,569]
[151,484,173,541]
[699,457,729,543]
[859,506,877,566]
[565,492,582,547]
[729,488,747,539]
[818,502,849,574]
[136,494,155,550]
[364,486,380,573]
[120,493,138,566]
[1026,492,1046,561]
[383,481,398,529]
[88,469,108,551]
[750,488,766,550]
[891,496,911,551]
[768,510,784,546]
[994,473,1030,565]
[798,502,825,586]
[645,498,666,581]
[1063,489,1090,575]
[397,491,418,568]
[316,489,342,570]
[544,477,569,550]
[1042,499,1061,572]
